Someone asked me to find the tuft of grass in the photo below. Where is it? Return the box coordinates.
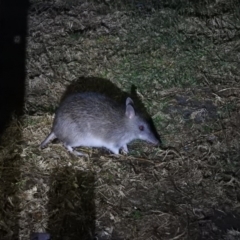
[130,209,143,220]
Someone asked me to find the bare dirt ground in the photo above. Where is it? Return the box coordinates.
[1,0,240,239]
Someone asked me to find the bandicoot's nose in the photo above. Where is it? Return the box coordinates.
[153,139,160,146]
[151,135,162,146]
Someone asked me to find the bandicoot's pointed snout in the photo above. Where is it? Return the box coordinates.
[150,134,162,146]
[152,139,161,146]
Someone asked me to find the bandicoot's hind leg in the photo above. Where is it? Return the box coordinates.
[64,144,88,157]
[41,132,56,148]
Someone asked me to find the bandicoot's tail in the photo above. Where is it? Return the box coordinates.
[40,132,56,148]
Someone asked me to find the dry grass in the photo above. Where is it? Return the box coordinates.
[1,0,240,239]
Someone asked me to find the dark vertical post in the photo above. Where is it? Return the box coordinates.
[0,0,29,137]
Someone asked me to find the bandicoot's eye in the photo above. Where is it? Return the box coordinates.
[139,125,144,131]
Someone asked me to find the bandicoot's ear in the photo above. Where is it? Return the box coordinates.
[125,97,135,119]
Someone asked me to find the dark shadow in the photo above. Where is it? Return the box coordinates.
[61,77,161,144]
[47,167,95,240]
[61,76,129,104]
[0,0,29,239]
[0,154,23,240]
[198,209,240,240]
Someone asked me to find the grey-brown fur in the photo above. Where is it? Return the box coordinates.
[41,92,159,156]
